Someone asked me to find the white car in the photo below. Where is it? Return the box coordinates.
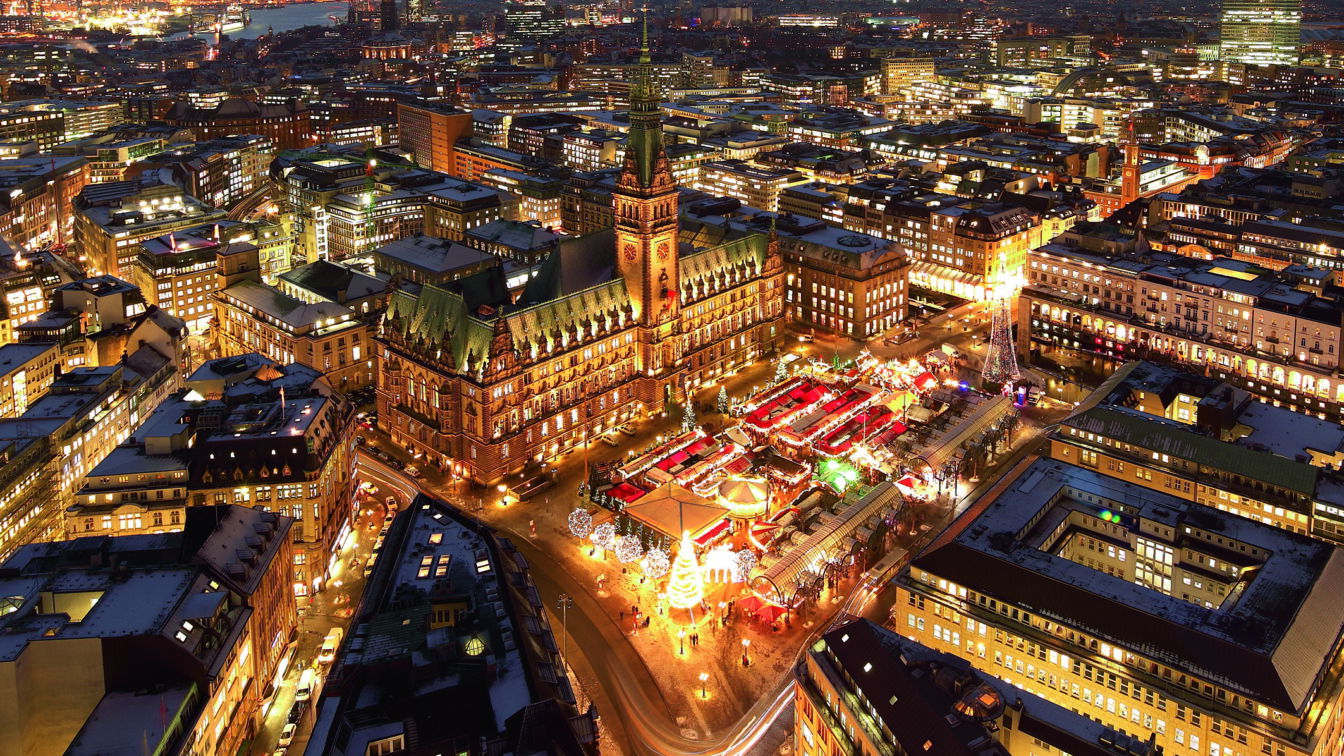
[279,723,297,748]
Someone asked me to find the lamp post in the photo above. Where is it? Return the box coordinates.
[497,483,509,507]
[556,594,573,663]
[741,638,750,666]
[678,628,686,656]
[699,672,709,699]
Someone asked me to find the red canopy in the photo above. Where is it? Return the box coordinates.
[694,517,732,546]
[737,595,764,613]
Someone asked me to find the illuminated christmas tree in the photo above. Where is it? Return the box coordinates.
[681,397,697,433]
[666,530,704,610]
[982,297,1020,387]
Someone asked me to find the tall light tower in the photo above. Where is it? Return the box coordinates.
[981,258,1022,389]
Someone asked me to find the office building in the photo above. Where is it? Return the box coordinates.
[1021,225,1344,418]
[163,97,313,151]
[397,102,472,175]
[798,619,1156,756]
[74,181,226,279]
[95,354,357,599]
[1220,0,1300,66]
[214,248,375,392]
[682,206,910,338]
[0,506,296,756]
[895,457,1344,756]
[0,156,90,252]
[1048,360,1344,544]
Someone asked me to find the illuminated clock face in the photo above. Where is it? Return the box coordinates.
[624,243,637,262]
[657,242,669,261]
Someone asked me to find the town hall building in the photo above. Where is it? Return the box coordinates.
[375,27,785,483]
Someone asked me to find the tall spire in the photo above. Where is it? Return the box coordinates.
[620,5,669,191]
[639,6,650,64]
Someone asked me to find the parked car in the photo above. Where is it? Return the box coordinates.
[618,424,637,437]
[318,630,341,664]
[278,723,297,748]
[404,465,423,479]
[295,669,315,702]
[600,433,620,447]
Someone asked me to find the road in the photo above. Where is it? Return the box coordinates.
[252,469,409,755]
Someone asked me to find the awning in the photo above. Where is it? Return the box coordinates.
[694,517,732,546]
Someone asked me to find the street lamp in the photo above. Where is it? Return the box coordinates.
[741,638,751,667]
[497,483,510,507]
[699,672,709,699]
[678,628,686,656]
[556,594,573,663]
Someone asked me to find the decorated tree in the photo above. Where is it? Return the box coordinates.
[733,549,758,583]
[681,397,697,434]
[616,534,645,563]
[666,531,704,610]
[590,522,616,553]
[568,508,594,539]
[641,547,671,579]
[773,358,789,385]
[716,386,730,415]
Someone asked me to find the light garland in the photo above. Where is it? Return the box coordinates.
[641,547,670,579]
[615,534,645,563]
[568,508,594,539]
[590,522,616,551]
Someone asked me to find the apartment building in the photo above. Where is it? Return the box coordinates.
[74,180,225,278]
[1021,227,1344,418]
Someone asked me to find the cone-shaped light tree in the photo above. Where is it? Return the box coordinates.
[666,530,704,610]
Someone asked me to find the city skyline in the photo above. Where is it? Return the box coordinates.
[0,1,1338,755]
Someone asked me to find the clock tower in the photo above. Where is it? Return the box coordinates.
[614,11,682,381]
[614,13,679,328]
